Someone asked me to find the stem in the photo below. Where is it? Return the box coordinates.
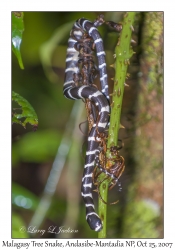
[98,12,136,238]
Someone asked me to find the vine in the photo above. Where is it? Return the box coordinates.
[98,12,136,238]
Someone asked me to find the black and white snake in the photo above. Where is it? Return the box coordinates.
[63,15,122,231]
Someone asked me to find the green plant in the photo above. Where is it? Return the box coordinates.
[98,12,136,238]
[12,12,38,129]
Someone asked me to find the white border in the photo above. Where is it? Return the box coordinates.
[1,0,175,248]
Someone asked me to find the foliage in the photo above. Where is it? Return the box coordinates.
[12,213,29,238]
[12,129,61,165]
[12,182,39,211]
[12,12,38,131]
[12,91,38,130]
[12,12,24,69]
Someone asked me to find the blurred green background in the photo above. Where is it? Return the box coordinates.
[12,12,163,238]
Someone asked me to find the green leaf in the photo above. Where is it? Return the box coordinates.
[39,21,74,82]
[12,12,24,69]
[12,212,29,238]
[12,91,38,129]
[12,183,63,222]
[12,129,61,164]
[12,182,39,211]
